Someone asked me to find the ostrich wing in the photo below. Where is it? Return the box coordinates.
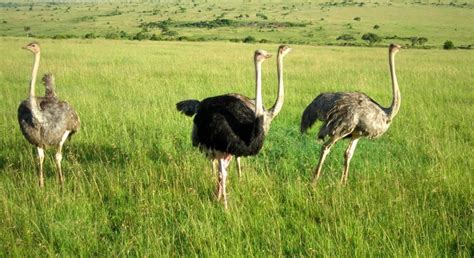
[318,93,388,139]
[301,93,348,133]
[194,95,264,157]
[18,98,80,147]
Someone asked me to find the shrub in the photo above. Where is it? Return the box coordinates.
[256,13,268,20]
[84,33,96,39]
[409,37,418,46]
[443,40,455,50]
[150,34,161,41]
[353,17,361,21]
[373,24,380,29]
[362,32,381,46]
[243,36,256,43]
[417,37,428,46]
[105,32,119,39]
[133,31,150,41]
[337,34,356,41]
[119,31,129,39]
[162,30,178,37]
[53,34,75,39]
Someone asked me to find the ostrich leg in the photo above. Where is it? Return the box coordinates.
[217,155,232,209]
[37,147,45,187]
[216,161,223,201]
[341,138,360,184]
[236,157,242,178]
[312,137,339,184]
[55,130,70,185]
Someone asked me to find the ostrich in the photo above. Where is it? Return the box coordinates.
[300,44,402,184]
[211,45,292,177]
[176,49,272,209]
[18,42,80,187]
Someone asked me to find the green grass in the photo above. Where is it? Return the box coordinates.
[0,37,472,256]
[0,1,473,48]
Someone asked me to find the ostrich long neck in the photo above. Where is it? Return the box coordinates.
[386,51,400,122]
[268,52,284,119]
[28,51,43,122]
[255,61,264,117]
[29,52,40,98]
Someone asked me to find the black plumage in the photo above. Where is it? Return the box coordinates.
[178,95,265,157]
[177,49,272,209]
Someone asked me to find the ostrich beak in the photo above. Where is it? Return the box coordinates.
[265,54,272,58]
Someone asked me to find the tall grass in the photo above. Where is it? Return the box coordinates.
[0,38,472,256]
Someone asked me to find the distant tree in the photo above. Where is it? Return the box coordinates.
[24,26,31,37]
[337,34,355,41]
[133,31,150,41]
[243,36,256,43]
[362,33,381,46]
[105,32,119,39]
[443,40,455,50]
[409,37,419,46]
[353,17,361,21]
[373,24,380,29]
[417,37,428,46]
[163,30,178,37]
[256,13,268,20]
[84,33,96,39]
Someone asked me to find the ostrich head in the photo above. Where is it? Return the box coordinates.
[389,43,402,54]
[278,45,292,57]
[23,42,41,54]
[254,50,272,63]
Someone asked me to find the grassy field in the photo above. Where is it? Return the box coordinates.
[0,37,472,256]
[1,1,473,48]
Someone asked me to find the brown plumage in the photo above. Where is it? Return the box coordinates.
[301,44,402,184]
[18,42,80,187]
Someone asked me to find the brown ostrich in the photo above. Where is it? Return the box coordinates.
[301,44,402,184]
[18,42,80,187]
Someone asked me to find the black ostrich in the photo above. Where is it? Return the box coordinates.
[211,45,292,177]
[18,42,80,187]
[176,49,272,209]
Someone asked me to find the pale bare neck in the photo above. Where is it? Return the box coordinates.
[29,52,40,98]
[268,53,284,119]
[255,61,263,117]
[387,51,400,121]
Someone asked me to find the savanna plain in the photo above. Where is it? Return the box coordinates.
[0,1,473,257]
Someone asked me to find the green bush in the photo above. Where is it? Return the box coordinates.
[105,32,119,39]
[337,34,355,41]
[443,40,455,50]
[133,32,150,41]
[256,13,268,20]
[84,33,96,39]
[362,32,381,46]
[243,36,256,43]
